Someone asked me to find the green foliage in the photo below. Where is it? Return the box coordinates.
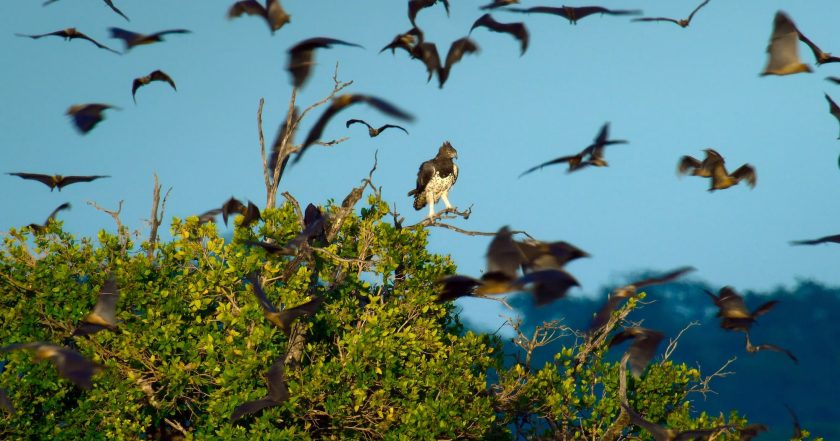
[0,195,823,440]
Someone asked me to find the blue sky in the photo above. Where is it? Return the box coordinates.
[2,0,840,330]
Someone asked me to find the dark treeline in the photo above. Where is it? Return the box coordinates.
[466,276,840,440]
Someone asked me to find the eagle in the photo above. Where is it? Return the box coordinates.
[408,142,459,218]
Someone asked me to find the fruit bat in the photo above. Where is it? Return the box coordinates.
[510,6,642,25]
[286,37,363,89]
[345,119,409,137]
[608,327,664,377]
[704,286,778,332]
[132,70,176,103]
[230,355,290,422]
[760,11,812,76]
[520,122,627,177]
[109,27,191,51]
[470,14,529,55]
[28,202,71,233]
[227,0,290,33]
[73,275,120,336]
[6,173,109,191]
[66,103,119,134]
[245,273,324,335]
[15,28,120,54]
[0,343,103,389]
[632,0,710,28]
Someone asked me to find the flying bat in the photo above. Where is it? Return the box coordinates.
[608,327,664,377]
[230,355,290,422]
[738,424,769,441]
[632,0,710,28]
[73,275,120,336]
[480,0,519,10]
[15,28,120,54]
[243,240,295,256]
[589,267,695,332]
[28,202,71,233]
[513,269,579,306]
[509,6,642,25]
[797,29,840,65]
[6,173,109,191]
[380,27,424,55]
[227,0,290,33]
[346,119,408,137]
[514,239,589,273]
[520,122,627,177]
[109,27,191,51]
[438,37,480,88]
[744,332,797,363]
[221,197,245,226]
[0,343,102,389]
[826,94,840,139]
[470,14,529,55]
[704,286,778,332]
[287,37,362,89]
[827,77,840,85]
[297,94,414,164]
[790,233,840,246]
[408,0,449,27]
[678,149,755,191]
[132,70,176,103]
[760,11,812,76]
[197,208,223,224]
[245,273,324,335]
[240,201,262,228]
[677,148,724,177]
[43,0,129,21]
[785,404,803,439]
[66,103,119,134]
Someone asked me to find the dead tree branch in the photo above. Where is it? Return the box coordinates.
[87,200,129,248]
[688,356,737,399]
[663,321,700,360]
[146,173,172,259]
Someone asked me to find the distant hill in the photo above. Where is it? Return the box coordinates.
[464,276,840,440]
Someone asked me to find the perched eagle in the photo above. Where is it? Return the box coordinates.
[408,142,459,218]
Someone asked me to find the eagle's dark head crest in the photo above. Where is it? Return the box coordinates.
[438,141,458,159]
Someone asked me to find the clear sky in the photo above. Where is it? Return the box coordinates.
[2,0,840,331]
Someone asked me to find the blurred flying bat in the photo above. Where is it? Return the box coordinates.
[480,0,519,10]
[197,208,222,224]
[299,203,327,245]
[43,0,129,21]
[589,267,695,332]
[221,197,245,226]
[514,239,588,272]
[346,119,409,137]
[380,27,424,55]
[243,240,295,256]
[616,353,731,440]
[744,332,797,363]
[230,355,290,422]
[487,226,527,280]
[240,201,262,228]
[509,6,642,25]
[438,37,479,88]
[73,275,120,336]
[608,327,664,377]
[6,173,109,191]
[132,70,176,103]
[677,148,723,178]
[738,424,769,441]
[632,0,710,28]
[470,14,529,56]
[28,202,71,233]
[797,29,840,65]
[227,0,290,34]
[760,11,812,76]
[297,94,414,164]
[15,28,120,54]
[287,37,363,88]
[109,27,191,51]
[408,0,449,27]
[268,106,299,181]
[245,273,324,335]
[826,94,840,139]
[66,103,119,134]
[678,149,755,191]
[784,404,803,439]
[704,286,778,332]
[0,388,13,416]
[0,343,102,389]
[520,122,627,177]
[790,233,840,246]
[410,41,442,82]
[827,76,840,85]
[513,269,579,305]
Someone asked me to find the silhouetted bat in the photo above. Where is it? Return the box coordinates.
[222,197,245,226]
[230,355,290,422]
[0,343,102,389]
[73,275,120,336]
[632,0,710,28]
[132,70,176,103]
[760,12,812,76]
[287,37,363,88]
[0,388,13,415]
[738,424,769,441]
[16,28,120,54]
[243,240,295,256]
[826,94,840,139]
[408,0,449,27]
[616,353,731,440]
[6,173,109,191]
[513,269,579,305]
[245,273,324,335]
[704,286,778,332]
[784,404,803,439]
[346,119,408,137]
[487,226,527,280]
[510,6,642,24]
[609,327,664,377]
[300,203,327,244]
[66,103,119,134]
[827,76,840,85]
[470,14,529,55]
[28,202,71,233]
[197,208,223,224]
[297,94,414,164]
[436,272,519,302]
[797,29,840,65]
[679,149,755,191]
[109,27,191,51]
[744,332,797,363]
[240,201,262,228]
[227,0,290,34]
[790,233,840,246]
[438,37,479,88]
[520,122,626,177]
[589,267,695,332]
[380,27,424,55]
[269,106,299,180]
[480,0,519,10]
[410,41,442,82]
[514,239,588,272]
[43,0,129,21]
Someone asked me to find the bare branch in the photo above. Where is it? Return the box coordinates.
[313,136,349,148]
[663,321,700,360]
[409,206,473,228]
[258,97,270,193]
[146,173,172,259]
[688,356,737,399]
[297,63,353,123]
[87,200,129,247]
[281,191,305,229]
